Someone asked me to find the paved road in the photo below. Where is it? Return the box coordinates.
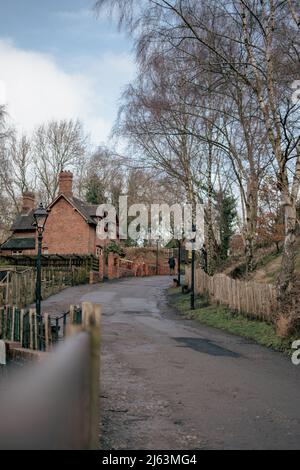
[42,276,300,450]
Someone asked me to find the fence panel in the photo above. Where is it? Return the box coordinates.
[0,261,92,309]
[186,266,278,321]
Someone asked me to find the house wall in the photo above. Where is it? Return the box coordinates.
[43,198,96,255]
[0,249,37,256]
[0,231,37,256]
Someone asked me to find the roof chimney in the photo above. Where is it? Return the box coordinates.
[22,192,35,214]
[59,171,73,198]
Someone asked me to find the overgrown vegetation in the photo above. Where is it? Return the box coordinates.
[215,191,237,262]
[168,288,294,353]
[105,241,125,257]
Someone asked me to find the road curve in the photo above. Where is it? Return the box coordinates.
[41,276,300,450]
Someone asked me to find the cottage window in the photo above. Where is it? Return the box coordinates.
[96,247,102,259]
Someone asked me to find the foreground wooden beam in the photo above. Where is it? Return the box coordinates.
[0,302,101,450]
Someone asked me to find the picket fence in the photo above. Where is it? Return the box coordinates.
[0,304,83,352]
[185,267,278,321]
[0,266,89,308]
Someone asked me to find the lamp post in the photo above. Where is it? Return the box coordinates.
[177,240,181,287]
[190,224,197,311]
[156,240,159,275]
[33,203,48,349]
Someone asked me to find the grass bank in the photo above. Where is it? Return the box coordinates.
[168,288,293,353]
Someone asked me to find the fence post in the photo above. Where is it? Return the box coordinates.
[6,272,9,305]
[70,305,75,324]
[35,311,39,351]
[84,302,101,450]
[0,307,2,338]
[66,301,101,448]
[20,309,25,347]
[29,308,35,350]
[82,302,93,329]
[44,314,50,352]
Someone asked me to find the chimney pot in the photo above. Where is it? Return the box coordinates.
[22,192,35,214]
[59,171,73,198]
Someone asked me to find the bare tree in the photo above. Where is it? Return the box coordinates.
[0,108,25,232]
[83,146,126,206]
[33,119,88,204]
[116,54,205,207]
[95,0,300,301]
[10,134,33,194]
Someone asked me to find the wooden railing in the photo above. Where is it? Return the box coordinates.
[185,267,278,321]
[0,265,90,308]
[0,302,101,450]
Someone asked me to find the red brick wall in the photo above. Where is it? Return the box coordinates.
[43,198,96,255]
[0,249,37,256]
[0,231,37,256]
[98,253,104,281]
[107,253,120,280]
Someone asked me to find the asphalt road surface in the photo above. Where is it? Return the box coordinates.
[42,276,300,450]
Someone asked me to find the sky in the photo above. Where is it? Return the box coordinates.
[0,0,135,146]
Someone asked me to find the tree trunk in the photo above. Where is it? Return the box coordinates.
[245,232,254,276]
[277,149,300,303]
[277,197,297,303]
[244,180,258,277]
[207,145,215,275]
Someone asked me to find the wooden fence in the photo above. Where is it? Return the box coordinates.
[0,268,35,307]
[0,265,90,308]
[185,267,279,322]
[0,303,85,352]
[0,254,99,269]
[0,302,101,450]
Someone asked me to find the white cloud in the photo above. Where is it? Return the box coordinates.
[0,39,135,145]
[0,79,6,105]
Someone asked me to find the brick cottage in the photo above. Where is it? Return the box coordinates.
[0,172,109,257]
[0,172,174,282]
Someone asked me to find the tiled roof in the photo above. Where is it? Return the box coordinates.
[70,197,98,224]
[1,237,36,250]
[11,210,35,232]
[10,195,100,233]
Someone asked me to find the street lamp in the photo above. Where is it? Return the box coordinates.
[33,203,48,348]
[190,224,197,311]
[156,239,159,276]
[177,240,181,286]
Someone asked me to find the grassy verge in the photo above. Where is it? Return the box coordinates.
[168,288,293,353]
